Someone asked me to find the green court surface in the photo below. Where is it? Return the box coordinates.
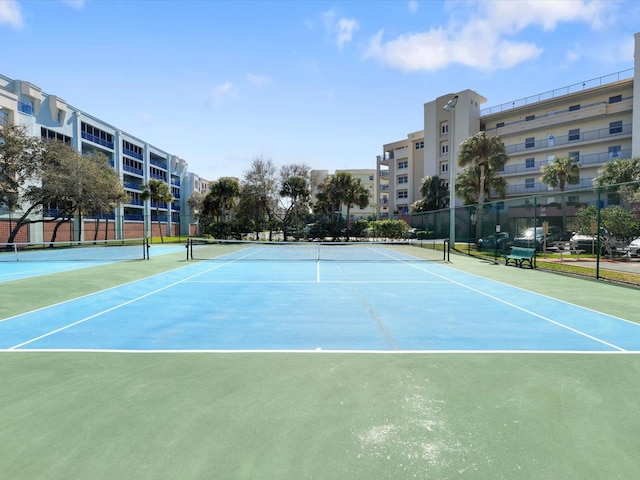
[2,249,640,479]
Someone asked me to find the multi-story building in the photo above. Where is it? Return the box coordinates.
[378,32,640,220]
[0,73,190,242]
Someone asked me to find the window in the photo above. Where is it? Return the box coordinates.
[398,206,409,215]
[608,145,621,158]
[609,121,623,135]
[568,196,578,204]
[609,95,622,104]
[569,104,581,112]
[441,143,449,155]
[398,175,408,184]
[568,128,580,141]
[415,141,424,149]
[441,163,448,173]
[525,178,535,189]
[525,137,535,148]
[40,127,71,145]
[369,175,374,181]
[397,190,408,199]
[569,151,580,161]
[547,134,555,147]
[441,122,449,134]
[525,158,535,169]
[398,160,408,169]
[526,115,535,121]
[496,122,505,128]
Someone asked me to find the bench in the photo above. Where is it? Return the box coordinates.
[504,247,536,268]
[549,241,585,261]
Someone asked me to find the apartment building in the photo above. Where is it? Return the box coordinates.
[378,32,640,220]
[0,73,190,242]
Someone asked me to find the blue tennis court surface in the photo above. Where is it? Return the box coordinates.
[0,244,185,282]
[2,250,639,352]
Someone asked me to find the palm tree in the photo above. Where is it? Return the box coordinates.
[342,176,369,241]
[415,175,448,212]
[280,176,310,240]
[541,155,580,232]
[457,133,508,238]
[458,132,508,207]
[140,179,173,243]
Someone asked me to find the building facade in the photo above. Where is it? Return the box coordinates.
[378,32,640,221]
[0,73,192,242]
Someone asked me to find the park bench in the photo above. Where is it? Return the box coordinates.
[549,241,585,261]
[504,246,536,268]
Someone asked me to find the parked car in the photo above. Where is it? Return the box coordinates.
[476,232,513,252]
[570,232,604,255]
[513,226,564,250]
[628,237,640,258]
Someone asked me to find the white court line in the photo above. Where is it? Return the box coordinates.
[406,262,627,352]
[3,349,639,354]
[7,261,236,350]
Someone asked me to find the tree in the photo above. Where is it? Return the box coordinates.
[241,157,278,240]
[541,155,580,232]
[342,176,369,241]
[593,158,640,212]
[593,157,640,187]
[140,179,173,243]
[411,175,448,213]
[457,133,508,240]
[201,177,240,238]
[1,123,46,241]
[458,132,508,207]
[314,172,369,241]
[280,175,310,240]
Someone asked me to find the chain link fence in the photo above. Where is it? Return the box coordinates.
[411,182,640,287]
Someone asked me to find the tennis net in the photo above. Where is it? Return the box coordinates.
[0,238,149,262]
[187,238,446,262]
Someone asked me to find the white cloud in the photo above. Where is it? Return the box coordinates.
[408,1,419,14]
[322,9,359,50]
[0,0,23,29]
[246,73,269,87]
[211,82,235,106]
[364,0,613,72]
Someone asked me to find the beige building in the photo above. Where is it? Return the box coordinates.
[378,32,640,220]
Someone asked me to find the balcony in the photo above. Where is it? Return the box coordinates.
[500,148,632,176]
[150,159,167,169]
[123,147,143,160]
[123,164,144,176]
[505,123,631,155]
[81,131,114,149]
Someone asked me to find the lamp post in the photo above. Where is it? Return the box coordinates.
[443,95,458,250]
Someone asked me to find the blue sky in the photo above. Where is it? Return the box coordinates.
[1,0,638,181]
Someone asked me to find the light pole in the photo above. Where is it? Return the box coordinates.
[443,95,458,250]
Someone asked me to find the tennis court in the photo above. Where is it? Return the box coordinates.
[2,241,640,479]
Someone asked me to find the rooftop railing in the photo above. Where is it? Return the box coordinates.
[481,68,634,116]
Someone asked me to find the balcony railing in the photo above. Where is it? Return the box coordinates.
[123,148,143,160]
[505,123,631,155]
[81,131,114,149]
[500,148,632,176]
[123,164,144,176]
[150,159,167,169]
